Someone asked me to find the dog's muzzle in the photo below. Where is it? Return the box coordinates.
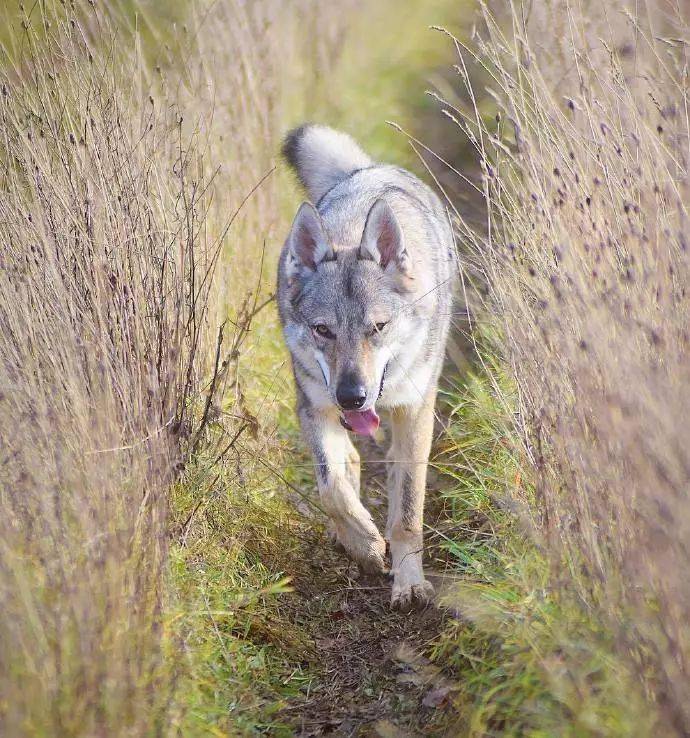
[338,362,389,437]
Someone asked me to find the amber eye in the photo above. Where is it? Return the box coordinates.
[313,324,335,339]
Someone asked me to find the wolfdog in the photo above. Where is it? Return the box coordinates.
[278,125,454,609]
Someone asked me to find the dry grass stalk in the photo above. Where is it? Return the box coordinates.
[444,0,690,731]
[0,3,219,733]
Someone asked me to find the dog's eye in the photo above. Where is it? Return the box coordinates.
[373,322,388,334]
[312,324,335,339]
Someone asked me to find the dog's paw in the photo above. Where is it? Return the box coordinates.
[345,537,388,575]
[356,538,388,575]
[391,577,435,612]
[330,515,388,575]
[336,528,387,575]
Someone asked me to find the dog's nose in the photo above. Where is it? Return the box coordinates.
[336,380,367,410]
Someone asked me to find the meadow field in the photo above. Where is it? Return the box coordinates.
[0,0,688,736]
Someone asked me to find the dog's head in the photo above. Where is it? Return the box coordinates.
[285,199,421,435]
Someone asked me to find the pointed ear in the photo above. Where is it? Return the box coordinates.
[358,199,409,272]
[286,202,333,280]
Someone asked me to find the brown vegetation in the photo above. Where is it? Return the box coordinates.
[0,4,225,733]
[445,1,690,732]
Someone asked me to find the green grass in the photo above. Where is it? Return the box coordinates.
[168,453,312,736]
[431,365,655,737]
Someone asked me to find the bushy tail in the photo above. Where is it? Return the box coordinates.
[281,124,373,203]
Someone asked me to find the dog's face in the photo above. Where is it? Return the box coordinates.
[284,200,420,434]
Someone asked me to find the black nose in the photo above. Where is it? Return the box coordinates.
[336,379,367,410]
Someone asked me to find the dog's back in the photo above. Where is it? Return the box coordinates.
[282,125,453,271]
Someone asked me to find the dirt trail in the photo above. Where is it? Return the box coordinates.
[278,433,460,737]
[269,50,476,732]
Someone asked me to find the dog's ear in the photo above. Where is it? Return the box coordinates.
[358,199,410,274]
[286,202,333,280]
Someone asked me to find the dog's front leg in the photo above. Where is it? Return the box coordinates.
[387,389,436,610]
[299,398,386,574]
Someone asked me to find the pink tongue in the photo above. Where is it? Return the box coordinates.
[342,408,380,436]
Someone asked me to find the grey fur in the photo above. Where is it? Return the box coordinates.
[278,125,455,609]
[282,124,373,203]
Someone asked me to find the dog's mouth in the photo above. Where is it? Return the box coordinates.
[339,363,388,437]
[340,408,379,436]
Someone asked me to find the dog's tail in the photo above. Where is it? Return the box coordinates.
[281,124,372,203]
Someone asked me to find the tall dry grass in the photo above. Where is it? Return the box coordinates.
[0,3,223,734]
[445,0,690,732]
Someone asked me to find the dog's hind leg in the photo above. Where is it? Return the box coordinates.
[299,398,386,574]
[387,388,436,610]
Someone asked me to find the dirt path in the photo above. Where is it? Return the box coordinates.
[277,433,460,737]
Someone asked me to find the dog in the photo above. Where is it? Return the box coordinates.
[277,124,454,609]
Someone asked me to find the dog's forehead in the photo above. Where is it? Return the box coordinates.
[300,255,393,319]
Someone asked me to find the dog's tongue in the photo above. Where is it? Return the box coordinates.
[342,408,380,436]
